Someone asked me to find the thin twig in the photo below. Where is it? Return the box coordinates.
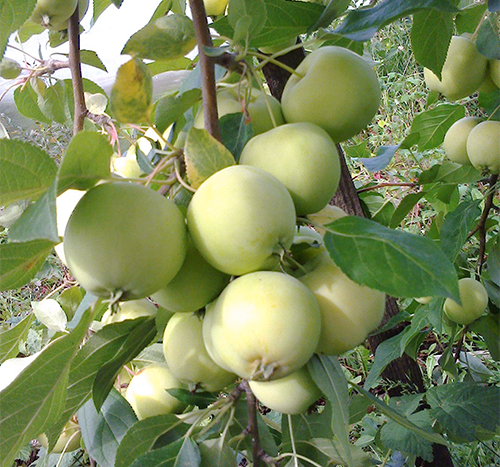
[242,380,265,467]
[357,182,416,193]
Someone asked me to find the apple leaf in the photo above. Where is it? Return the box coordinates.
[166,389,218,408]
[0,0,37,61]
[389,192,427,229]
[184,127,236,189]
[219,112,254,161]
[358,145,399,172]
[477,13,500,59]
[410,9,453,80]
[0,239,57,292]
[115,414,189,467]
[0,139,57,207]
[426,382,500,441]
[198,438,237,467]
[228,0,266,44]
[418,160,481,185]
[478,89,500,120]
[455,3,488,35]
[323,216,460,301]
[0,314,36,363]
[308,0,351,32]
[122,14,196,61]
[13,81,52,124]
[309,438,372,467]
[78,389,138,467]
[31,299,67,333]
[470,314,500,361]
[154,88,201,134]
[128,438,186,467]
[57,131,113,193]
[37,80,69,124]
[64,78,109,119]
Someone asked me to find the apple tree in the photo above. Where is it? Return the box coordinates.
[0,0,499,466]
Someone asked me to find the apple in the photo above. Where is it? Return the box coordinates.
[111,153,143,179]
[249,365,322,414]
[423,35,488,101]
[203,0,228,16]
[202,271,322,380]
[466,121,500,174]
[49,0,89,30]
[152,237,230,313]
[444,277,488,325]
[307,204,348,236]
[239,122,340,215]
[125,363,186,420]
[193,86,285,135]
[0,57,21,80]
[299,252,385,355]
[442,117,482,165]
[281,46,381,142]
[291,225,325,264]
[38,419,81,453]
[64,182,187,300]
[162,312,236,392]
[186,165,296,276]
[101,298,157,324]
[30,0,78,28]
[489,59,500,88]
[415,296,432,305]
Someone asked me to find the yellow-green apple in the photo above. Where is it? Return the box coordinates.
[444,277,488,325]
[466,121,500,174]
[443,117,482,165]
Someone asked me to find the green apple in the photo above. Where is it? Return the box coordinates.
[443,117,482,165]
[249,365,322,414]
[49,0,89,30]
[0,57,21,80]
[162,313,236,392]
[203,271,322,380]
[186,165,296,276]
[111,153,143,179]
[101,298,157,324]
[415,296,432,305]
[125,363,186,420]
[193,86,285,135]
[203,0,228,16]
[466,121,500,174]
[444,278,488,325]
[299,252,385,355]
[152,237,230,313]
[30,0,78,28]
[239,122,340,215]
[489,59,500,88]
[39,419,81,453]
[291,225,325,264]
[307,204,348,236]
[423,35,488,101]
[281,46,381,142]
[64,182,187,300]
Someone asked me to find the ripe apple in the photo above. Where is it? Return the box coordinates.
[203,0,228,16]
[423,35,487,101]
[489,59,500,88]
[202,271,322,380]
[64,182,187,300]
[125,363,186,420]
[152,237,230,313]
[299,252,385,355]
[239,122,340,215]
[466,121,500,174]
[249,365,322,414]
[281,46,381,142]
[186,165,296,276]
[193,86,285,135]
[162,313,236,392]
[101,298,157,325]
[38,419,81,453]
[443,117,482,165]
[0,57,21,80]
[444,277,488,325]
[30,0,78,28]
[307,204,348,236]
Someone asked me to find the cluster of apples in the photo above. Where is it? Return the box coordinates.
[57,46,385,419]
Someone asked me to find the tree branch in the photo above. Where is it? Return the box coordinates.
[477,174,499,277]
[242,380,263,467]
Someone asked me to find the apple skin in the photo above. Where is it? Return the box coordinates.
[64,182,187,300]
[101,299,157,325]
[443,117,482,165]
[49,0,89,30]
[249,366,322,415]
[30,0,78,28]
[152,237,230,313]
[203,0,228,16]
[239,122,340,215]
[299,252,385,355]
[466,121,500,174]
[489,59,500,88]
[444,278,488,326]
[193,87,285,135]
[125,363,186,420]
[186,165,296,276]
[307,204,348,236]
[162,313,236,392]
[39,419,81,453]
[281,46,381,143]
[111,153,143,179]
[423,35,487,101]
[202,271,322,381]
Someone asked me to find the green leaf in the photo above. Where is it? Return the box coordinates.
[38,80,69,124]
[0,239,56,292]
[0,308,94,467]
[478,89,500,120]
[426,383,500,441]
[56,286,84,321]
[80,50,108,72]
[115,414,188,467]
[154,88,201,133]
[389,192,427,228]
[455,3,488,35]
[129,437,185,467]
[0,139,57,207]
[64,78,109,119]
[358,145,399,172]
[409,104,465,151]
[380,411,434,461]
[440,200,481,261]
[308,0,350,32]
[0,314,36,363]
[323,216,460,301]
[219,112,254,161]
[333,0,458,41]
[166,388,218,408]
[57,131,113,193]
[228,0,266,44]
[0,0,37,61]
[184,128,236,189]
[93,317,157,411]
[419,160,481,185]
[309,438,372,467]
[13,81,51,124]
[410,10,453,80]
[318,32,365,55]
[308,355,352,466]
[477,13,500,60]
[147,57,191,75]
[122,14,196,61]
[78,389,138,467]
[199,438,236,467]
[8,179,59,243]
[470,314,500,361]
